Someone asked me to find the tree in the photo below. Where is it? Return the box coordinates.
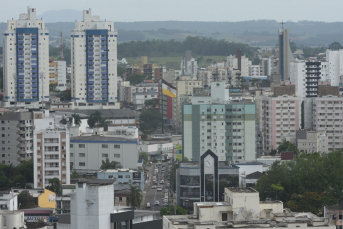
[144,98,159,108]
[18,190,37,209]
[117,66,126,77]
[71,170,80,179]
[100,158,123,170]
[0,172,9,190]
[139,152,149,168]
[329,42,343,51]
[139,108,161,135]
[277,140,297,154]
[169,162,180,192]
[127,73,151,86]
[46,178,62,195]
[271,183,284,200]
[15,158,33,183]
[160,205,187,216]
[12,174,26,188]
[286,192,337,216]
[60,89,71,101]
[72,113,82,126]
[87,111,111,130]
[289,41,298,53]
[49,83,58,92]
[126,185,142,208]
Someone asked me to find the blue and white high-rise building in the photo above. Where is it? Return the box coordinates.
[71,9,119,109]
[2,7,49,108]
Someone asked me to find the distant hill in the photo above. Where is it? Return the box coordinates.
[0,18,343,47]
[37,9,82,23]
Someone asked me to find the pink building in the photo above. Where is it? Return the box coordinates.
[260,95,301,153]
[324,204,343,229]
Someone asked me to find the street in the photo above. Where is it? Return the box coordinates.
[144,162,170,212]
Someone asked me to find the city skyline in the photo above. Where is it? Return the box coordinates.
[0,0,341,23]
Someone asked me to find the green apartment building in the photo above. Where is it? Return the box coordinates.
[182,82,256,162]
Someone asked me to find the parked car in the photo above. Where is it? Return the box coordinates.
[154,200,160,206]
[152,185,157,189]
[163,198,168,203]
[165,188,169,193]
[163,203,168,207]
[146,202,151,208]
[157,187,163,192]
[160,180,164,184]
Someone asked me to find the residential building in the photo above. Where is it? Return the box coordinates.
[0,111,33,166]
[71,9,119,109]
[277,28,295,80]
[2,7,49,108]
[56,179,162,229]
[249,65,260,76]
[106,126,138,139]
[296,130,328,154]
[138,141,174,160]
[324,204,343,229]
[304,95,343,152]
[290,61,329,100]
[180,50,198,79]
[326,49,343,86]
[261,58,272,76]
[176,150,239,210]
[172,76,203,133]
[97,169,144,190]
[70,135,139,172]
[49,60,67,91]
[0,191,18,211]
[273,82,295,97]
[0,210,25,229]
[33,127,70,188]
[260,95,301,153]
[132,89,158,110]
[182,82,256,162]
[165,187,334,229]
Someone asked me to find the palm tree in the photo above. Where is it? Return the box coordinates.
[126,185,143,209]
[100,158,123,170]
[72,113,82,126]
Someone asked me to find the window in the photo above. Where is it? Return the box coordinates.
[125,175,130,178]
[333,215,336,220]
[118,175,123,178]
[78,183,83,188]
[79,153,85,157]
[340,215,342,220]
[222,213,227,221]
[266,212,270,218]
[108,175,113,178]
[102,144,108,148]
[79,162,85,166]
[114,145,120,149]
[114,154,120,158]
[102,154,108,157]
[79,144,85,148]
[70,144,73,148]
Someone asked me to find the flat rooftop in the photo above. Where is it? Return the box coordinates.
[195,202,231,207]
[71,135,138,143]
[226,187,257,193]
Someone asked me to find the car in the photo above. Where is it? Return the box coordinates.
[164,193,168,198]
[163,203,169,207]
[160,180,164,184]
[152,185,157,189]
[157,187,163,192]
[163,198,168,203]
[167,183,170,188]
[165,189,169,193]
[154,200,160,206]
[146,202,151,208]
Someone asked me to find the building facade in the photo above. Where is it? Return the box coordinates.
[49,60,67,91]
[2,7,49,108]
[305,95,343,152]
[277,29,295,80]
[260,95,301,153]
[296,130,328,154]
[182,82,256,162]
[97,169,144,190]
[33,128,70,188]
[0,111,33,166]
[70,136,139,172]
[71,9,119,109]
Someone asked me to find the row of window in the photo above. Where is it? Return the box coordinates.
[71,153,120,158]
[70,144,120,149]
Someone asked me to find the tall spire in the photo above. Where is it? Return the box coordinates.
[280,20,285,29]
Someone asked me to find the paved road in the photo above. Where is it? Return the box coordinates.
[144,162,170,212]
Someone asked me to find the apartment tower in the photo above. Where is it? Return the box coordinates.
[71,9,118,109]
[2,7,49,108]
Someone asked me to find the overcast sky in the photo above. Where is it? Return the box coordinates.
[0,0,341,23]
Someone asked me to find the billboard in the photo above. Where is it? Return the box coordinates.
[25,216,49,222]
[132,172,141,180]
[49,193,56,202]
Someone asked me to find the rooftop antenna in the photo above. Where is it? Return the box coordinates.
[280,20,285,29]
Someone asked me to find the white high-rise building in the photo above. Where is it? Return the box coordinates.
[71,9,119,109]
[2,7,49,108]
[326,49,343,86]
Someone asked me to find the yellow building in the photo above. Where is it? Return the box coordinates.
[38,189,56,209]
[49,62,58,84]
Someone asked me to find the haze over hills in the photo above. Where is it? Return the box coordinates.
[0,9,343,47]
